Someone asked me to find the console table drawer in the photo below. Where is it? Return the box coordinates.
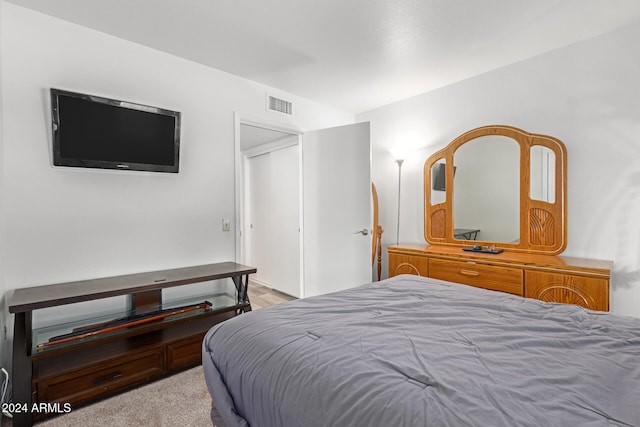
[429,259,524,296]
[167,334,205,372]
[36,347,164,405]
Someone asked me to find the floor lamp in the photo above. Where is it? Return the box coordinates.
[394,158,404,245]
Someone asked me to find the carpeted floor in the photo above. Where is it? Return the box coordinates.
[1,282,295,427]
[36,365,211,427]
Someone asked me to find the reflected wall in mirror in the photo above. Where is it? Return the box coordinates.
[530,145,556,203]
[424,125,567,254]
[453,135,520,243]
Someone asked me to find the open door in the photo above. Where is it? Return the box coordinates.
[302,122,371,297]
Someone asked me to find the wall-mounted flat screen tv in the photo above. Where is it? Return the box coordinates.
[51,88,181,173]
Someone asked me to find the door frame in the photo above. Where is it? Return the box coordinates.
[234,112,304,297]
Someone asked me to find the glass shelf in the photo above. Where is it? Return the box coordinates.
[33,291,242,354]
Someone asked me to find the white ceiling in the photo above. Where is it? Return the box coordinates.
[8,0,640,113]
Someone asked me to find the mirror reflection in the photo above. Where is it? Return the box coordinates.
[530,145,555,203]
[430,159,447,205]
[453,135,520,243]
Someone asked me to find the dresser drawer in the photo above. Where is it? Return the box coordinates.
[428,258,524,296]
[525,271,609,311]
[388,253,429,277]
[36,347,164,405]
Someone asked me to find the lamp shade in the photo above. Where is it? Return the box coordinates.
[390,148,408,162]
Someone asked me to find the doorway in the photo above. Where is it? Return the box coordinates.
[235,114,372,299]
[238,121,302,297]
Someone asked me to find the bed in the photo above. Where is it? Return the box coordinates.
[202,275,640,427]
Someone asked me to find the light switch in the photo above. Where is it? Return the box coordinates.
[222,219,231,232]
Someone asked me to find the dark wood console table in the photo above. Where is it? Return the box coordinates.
[9,262,255,426]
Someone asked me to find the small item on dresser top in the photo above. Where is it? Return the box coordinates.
[463,245,504,254]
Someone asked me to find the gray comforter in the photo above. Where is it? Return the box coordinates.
[202,275,640,427]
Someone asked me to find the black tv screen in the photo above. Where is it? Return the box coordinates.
[433,163,456,191]
[51,88,181,173]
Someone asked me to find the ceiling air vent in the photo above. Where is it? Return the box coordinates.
[267,94,293,116]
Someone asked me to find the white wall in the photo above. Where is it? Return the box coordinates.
[0,0,7,372]
[0,3,354,367]
[360,21,640,318]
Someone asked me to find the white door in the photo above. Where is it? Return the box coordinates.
[247,146,301,297]
[269,146,301,297]
[248,153,273,287]
[303,122,371,297]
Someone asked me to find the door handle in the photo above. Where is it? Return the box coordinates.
[354,228,370,236]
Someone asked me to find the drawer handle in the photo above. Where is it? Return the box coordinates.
[460,270,480,277]
[93,371,123,384]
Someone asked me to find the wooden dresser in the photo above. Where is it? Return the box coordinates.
[401,126,614,311]
[388,244,612,311]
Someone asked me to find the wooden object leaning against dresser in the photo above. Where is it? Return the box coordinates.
[388,244,613,311]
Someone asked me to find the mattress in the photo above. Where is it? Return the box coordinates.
[202,275,640,427]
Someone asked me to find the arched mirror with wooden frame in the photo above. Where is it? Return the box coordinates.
[424,125,567,255]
